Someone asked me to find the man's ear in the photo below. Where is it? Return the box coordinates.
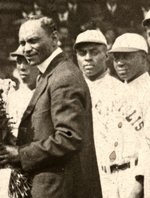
[141,52,147,62]
[50,31,59,47]
[139,52,148,71]
[106,52,110,61]
[51,31,58,41]
[106,52,108,58]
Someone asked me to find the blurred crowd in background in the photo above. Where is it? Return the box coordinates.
[0,0,149,81]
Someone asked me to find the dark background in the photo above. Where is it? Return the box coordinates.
[0,0,148,78]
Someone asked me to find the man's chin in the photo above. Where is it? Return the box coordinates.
[118,73,128,81]
[85,73,93,78]
[21,78,29,83]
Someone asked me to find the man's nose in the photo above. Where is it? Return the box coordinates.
[116,58,125,67]
[24,43,32,53]
[85,52,92,60]
[20,63,27,70]
[117,60,124,66]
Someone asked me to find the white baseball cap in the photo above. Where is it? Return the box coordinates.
[143,10,150,26]
[9,46,27,61]
[10,46,24,57]
[74,29,107,49]
[109,33,148,54]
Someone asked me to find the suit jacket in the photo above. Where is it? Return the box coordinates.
[17,53,102,198]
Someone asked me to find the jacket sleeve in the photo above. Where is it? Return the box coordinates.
[19,68,88,171]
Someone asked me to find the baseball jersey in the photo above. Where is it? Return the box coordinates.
[93,72,150,171]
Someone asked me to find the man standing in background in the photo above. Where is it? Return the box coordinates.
[8,46,38,137]
[0,47,38,198]
[143,10,150,47]
[142,10,150,74]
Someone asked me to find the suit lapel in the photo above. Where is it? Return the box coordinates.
[21,52,65,121]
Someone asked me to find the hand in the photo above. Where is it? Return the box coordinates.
[0,144,20,167]
[128,179,143,198]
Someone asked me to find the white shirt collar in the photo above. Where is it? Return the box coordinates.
[37,47,62,74]
[84,69,109,83]
[58,11,69,21]
[127,72,150,87]
[68,3,77,11]
[120,72,150,95]
[106,3,117,13]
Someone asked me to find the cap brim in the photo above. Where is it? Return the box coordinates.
[74,41,106,49]
[10,52,24,57]
[10,46,24,57]
[108,47,143,53]
[9,51,27,62]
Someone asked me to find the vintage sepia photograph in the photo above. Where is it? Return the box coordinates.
[0,0,149,197]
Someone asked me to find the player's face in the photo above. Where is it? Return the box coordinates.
[16,56,38,85]
[113,52,145,82]
[17,56,30,81]
[76,43,107,79]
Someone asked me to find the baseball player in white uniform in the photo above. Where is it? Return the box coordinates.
[74,29,108,101]
[74,29,112,195]
[93,33,150,198]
